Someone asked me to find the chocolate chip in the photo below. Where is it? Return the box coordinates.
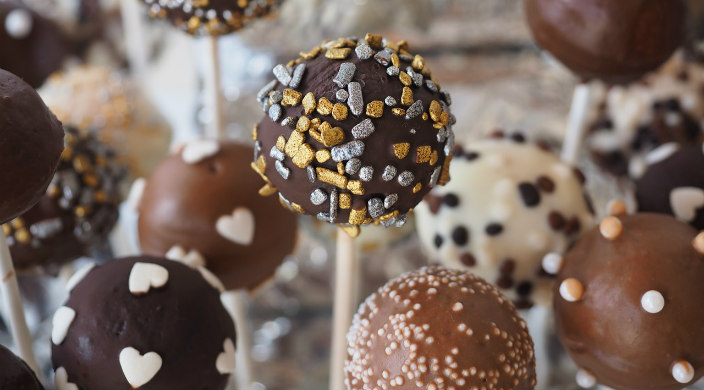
[443,193,459,207]
[518,182,541,207]
[516,281,533,297]
[433,234,443,248]
[451,226,469,246]
[536,176,555,193]
[460,253,476,267]
[496,275,514,289]
[548,211,566,231]
[485,223,504,236]
[499,259,515,276]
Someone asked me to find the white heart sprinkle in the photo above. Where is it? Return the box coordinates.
[119,347,163,388]
[215,207,255,245]
[670,187,704,222]
[165,245,206,268]
[128,262,169,295]
[5,9,33,39]
[55,367,78,390]
[215,338,237,374]
[181,139,220,164]
[66,263,96,292]
[198,266,225,293]
[52,306,76,345]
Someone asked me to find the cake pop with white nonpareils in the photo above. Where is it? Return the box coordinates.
[554,212,704,389]
[345,266,537,390]
[0,344,43,390]
[415,134,595,309]
[51,256,236,390]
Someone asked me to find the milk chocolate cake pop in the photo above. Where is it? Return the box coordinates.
[138,140,298,291]
[0,68,65,224]
[52,256,236,390]
[3,127,126,271]
[554,213,704,389]
[415,134,595,309]
[345,266,536,390]
[253,34,455,237]
[0,344,43,390]
[525,0,687,84]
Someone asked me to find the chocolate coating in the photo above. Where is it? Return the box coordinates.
[138,141,298,291]
[555,213,704,389]
[0,344,43,389]
[525,0,687,84]
[3,127,126,270]
[52,256,237,390]
[254,35,455,235]
[346,266,536,390]
[0,68,64,224]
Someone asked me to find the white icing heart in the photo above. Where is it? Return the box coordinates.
[66,263,96,292]
[165,245,206,268]
[52,306,76,345]
[128,262,169,295]
[55,367,78,390]
[181,139,220,164]
[670,187,704,222]
[215,207,255,245]
[119,347,162,388]
[215,338,236,374]
[5,9,32,39]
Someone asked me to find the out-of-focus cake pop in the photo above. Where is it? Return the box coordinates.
[3,127,126,271]
[0,344,43,390]
[38,65,171,181]
[52,256,237,390]
[138,140,298,291]
[415,134,595,308]
[554,212,704,389]
[525,0,687,84]
[253,34,455,236]
[345,266,537,390]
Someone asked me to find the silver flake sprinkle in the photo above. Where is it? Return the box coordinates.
[405,100,423,120]
[30,218,63,239]
[445,130,455,156]
[269,104,282,122]
[382,165,397,181]
[290,63,306,89]
[334,63,356,88]
[336,89,349,102]
[387,66,399,76]
[270,146,285,161]
[317,212,330,221]
[261,101,269,113]
[368,198,384,218]
[348,82,364,116]
[331,140,365,162]
[275,160,290,179]
[384,194,398,209]
[329,189,338,221]
[359,166,374,182]
[254,141,262,160]
[411,72,423,86]
[374,50,391,66]
[385,96,397,107]
[429,166,442,187]
[257,80,277,101]
[310,189,328,205]
[279,193,292,210]
[281,116,295,127]
[450,114,457,125]
[270,90,283,104]
[437,127,448,143]
[345,158,361,175]
[398,171,414,186]
[425,80,438,93]
[395,214,408,227]
[273,64,292,86]
[441,90,452,105]
[307,166,316,183]
[410,129,416,134]
[351,119,375,139]
[355,44,373,60]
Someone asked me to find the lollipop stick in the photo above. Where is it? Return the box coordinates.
[561,83,593,165]
[330,228,358,390]
[0,230,38,374]
[120,0,149,81]
[204,36,225,139]
[222,289,254,390]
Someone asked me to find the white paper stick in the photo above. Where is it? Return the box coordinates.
[120,0,149,81]
[330,228,358,390]
[204,36,225,139]
[561,84,593,165]
[221,289,253,390]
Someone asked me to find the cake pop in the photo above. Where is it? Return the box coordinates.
[0,68,65,224]
[138,140,298,291]
[524,0,687,84]
[253,34,455,237]
[345,266,537,390]
[415,134,595,308]
[0,344,43,390]
[52,256,236,390]
[554,212,704,389]
[3,127,126,271]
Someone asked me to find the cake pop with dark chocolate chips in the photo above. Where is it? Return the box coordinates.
[0,344,43,390]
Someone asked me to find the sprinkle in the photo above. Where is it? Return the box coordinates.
[337,162,345,175]
[599,216,623,240]
[444,131,455,156]
[326,47,352,59]
[607,199,627,216]
[317,97,333,115]
[641,290,665,313]
[429,151,438,165]
[349,207,367,225]
[331,140,365,162]
[693,232,704,255]
[269,146,285,161]
[332,103,349,121]
[348,82,364,116]
[366,101,384,118]
[257,80,277,101]
[384,194,398,209]
[276,136,286,151]
[399,71,412,86]
[320,124,345,147]
[285,131,305,158]
[374,50,391,66]
[345,158,361,175]
[387,66,400,76]
[392,108,406,116]
[275,160,290,179]
[355,43,374,60]
[290,63,306,89]
[413,183,422,193]
[575,369,596,388]
[405,100,424,119]
[426,80,438,92]
[269,90,283,104]
[365,33,383,49]
[351,119,375,139]
[330,189,339,221]
[347,180,365,195]
[316,150,331,163]
[559,278,584,302]
[307,166,316,183]
[359,166,374,182]
[672,360,695,384]
[339,193,351,209]
[316,167,347,188]
[412,55,425,70]
[398,171,414,187]
[300,46,322,59]
[273,64,292,86]
[281,117,295,127]
[302,92,316,115]
[541,253,564,275]
[393,143,410,159]
[382,165,397,181]
[310,189,327,206]
[268,104,282,121]
[259,184,277,196]
[282,89,302,106]
[416,146,432,163]
[291,144,315,168]
[296,116,311,132]
[368,198,384,218]
[411,71,424,86]
[429,100,443,122]
[336,89,349,102]
[401,87,414,106]
[385,96,397,106]
[334,62,356,88]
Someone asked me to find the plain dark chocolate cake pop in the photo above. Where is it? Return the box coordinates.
[0,68,64,224]
[0,343,43,390]
[554,213,704,389]
[138,140,298,291]
[345,266,536,390]
[52,256,236,390]
[253,34,455,237]
[525,0,687,84]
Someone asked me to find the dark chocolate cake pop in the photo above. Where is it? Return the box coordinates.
[3,127,126,271]
[138,140,298,291]
[0,68,64,224]
[0,343,43,390]
[554,213,704,389]
[52,256,236,390]
[346,266,536,390]
[253,34,455,237]
[525,0,687,84]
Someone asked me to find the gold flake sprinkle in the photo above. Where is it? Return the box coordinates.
[412,55,425,71]
[321,125,345,147]
[412,183,422,193]
[349,207,367,225]
[75,206,89,218]
[379,210,399,222]
[297,116,311,132]
[332,103,349,121]
[391,54,400,67]
[300,46,322,59]
[250,156,268,182]
[94,191,107,203]
[365,33,383,49]
[15,228,30,243]
[342,225,361,238]
[416,146,432,163]
[433,122,445,130]
[285,131,305,158]
[292,144,315,168]
[429,100,443,122]
[83,174,99,188]
[393,143,410,159]
[401,87,414,106]
[337,162,345,175]
[439,154,452,185]
[309,129,324,144]
[316,150,331,163]
[430,150,438,165]
[73,155,92,173]
[47,185,59,197]
[302,92,316,115]
[399,72,412,86]
[291,202,305,214]
[422,112,429,121]
[392,108,406,117]
[311,118,322,129]
[440,111,450,126]
[316,168,348,189]
[259,184,277,196]
[385,40,399,52]
[252,124,259,141]
[398,40,409,51]
[282,89,303,106]
[347,180,365,195]
[326,47,352,60]
[2,224,9,236]
[10,219,23,229]
[339,193,351,209]
[366,101,384,118]
[276,136,286,151]
[317,97,333,116]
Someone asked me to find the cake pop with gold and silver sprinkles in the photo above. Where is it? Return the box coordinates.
[345,266,536,390]
[253,34,455,237]
[415,133,595,309]
[554,209,704,389]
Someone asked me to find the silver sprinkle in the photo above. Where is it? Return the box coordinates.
[333,63,356,88]
[307,166,316,183]
[450,114,457,125]
[329,189,338,222]
[359,166,374,182]
[385,96,397,107]
[445,130,455,156]
[289,63,306,89]
[60,171,80,201]
[374,50,391,66]
[317,212,331,222]
[398,171,414,186]
[395,214,408,227]
[310,189,328,206]
[384,194,398,209]
[348,82,364,116]
[425,80,438,93]
[254,140,262,160]
[387,66,399,76]
[355,44,374,60]
[410,129,416,134]
[368,198,384,218]
[336,89,349,102]
[269,104,282,122]
[380,218,396,228]
[437,127,448,143]
[405,100,423,120]
[351,119,375,139]
[429,166,442,187]
[273,64,292,86]
[412,72,423,86]
[257,80,277,102]
[275,160,290,179]
[261,101,269,113]
[29,218,63,239]
[441,91,452,105]
[270,90,283,104]
[279,193,292,210]
[382,165,397,181]
[331,140,365,162]
[281,116,295,127]
[270,146,285,161]
[400,54,413,62]
[345,158,361,175]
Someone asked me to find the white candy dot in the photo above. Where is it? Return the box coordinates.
[575,369,596,388]
[541,252,564,275]
[672,360,694,384]
[640,290,665,314]
[5,9,32,39]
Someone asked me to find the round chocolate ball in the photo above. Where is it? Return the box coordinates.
[51,256,236,390]
[0,68,65,224]
[525,0,687,84]
[346,266,537,390]
[253,34,455,237]
[138,140,298,291]
[141,0,281,36]
[0,344,43,390]
[554,213,704,389]
[3,127,126,271]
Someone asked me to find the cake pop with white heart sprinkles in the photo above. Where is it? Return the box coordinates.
[345,266,536,390]
[253,34,455,237]
[51,256,237,390]
[554,212,704,389]
[415,133,595,309]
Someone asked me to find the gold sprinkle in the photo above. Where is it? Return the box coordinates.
[392,108,406,117]
[398,40,409,51]
[15,228,30,244]
[349,207,367,225]
[285,131,305,158]
[412,55,425,71]
[693,232,704,255]
[250,156,268,182]
[291,202,305,214]
[321,124,345,147]
[439,112,450,126]
[412,183,422,193]
[401,87,414,106]
[391,53,400,68]
[259,184,277,197]
[94,191,107,203]
[252,124,259,141]
[47,185,60,197]
[316,150,331,163]
[347,180,365,195]
[429,100,443,122]
[393,143,410,159]
[317,97,333,116]
[339,193,351,209]
[83,174,99,188]
[311,118,322,129]
[10,218,24,229]
[187,16,200,32]
[430,150,438,165]
[309,129,324,144]
[399,72,412,86]
[439,154,452,185]
[302,92,316,115]
[75,206,89,218]
[341,225,361,238]
[337,162,345,175]
[276,136,286,151]
[285,59,296,68]
[292,144,315,168]
[599,216,623,241]
[433,122,445,130]
[332,103,349,121]
[422,112,429,121]
[607,199,627,216]
[296,116,311,132]
[325,47,352,60]
[73,155,92,173]
[282,89,302,106]
[61,147,73,161]
[300,46,322,60]
[2,224,9,236]
[385,40,399,52]
[365,33,383,49]
[416,146,432,163]
[379,210,399,221]
[366,101,384,118]
[316,168,348,189]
